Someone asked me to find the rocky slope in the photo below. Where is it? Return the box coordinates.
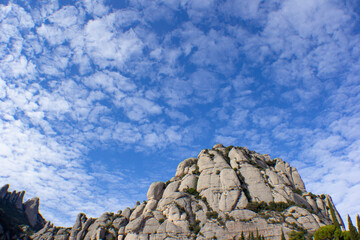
[1,144,344,240]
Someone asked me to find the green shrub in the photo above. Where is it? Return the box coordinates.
[268,201,295,212]
[192,165,200,175]
[216,170,220,175]
[266,159,277,167]
[225,145,234,156]
[246,201,295,213]
[225,213,234,221]
[206,211,218,219]
[247,157,264,170]
[314,225,336,240]
[165,180,171,186]
[289,230,306,240]
[308,192,317,199]
[184,188,200,199]
[159,218,165,224]
[292,188,303,195]
[246,201,269,213]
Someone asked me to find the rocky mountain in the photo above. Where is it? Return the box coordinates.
[0,144,345,240]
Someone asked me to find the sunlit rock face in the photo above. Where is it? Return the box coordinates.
[0,145,344,240]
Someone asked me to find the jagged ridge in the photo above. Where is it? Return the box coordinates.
[0,145,344,240]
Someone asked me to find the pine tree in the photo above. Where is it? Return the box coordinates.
[327,198,341,229]
[348,215,359,240]
[357,215,360,233]
[281,229,286,240]
[240,232,245,240]
[256,229,260,240]
[249,232,254,240]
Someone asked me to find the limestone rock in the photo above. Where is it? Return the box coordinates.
[213,143,225,149]
[122,208,132,219]
[142,217,160,234]
[24,197,41,228]
[96,227,106,240]
[147,182,165,201]
[162,181,180,199]
[113,217,128,230]
[70,213,87,240]
[291,167,306,192]
[239,163,273,203]
[125,216,144,233]
[178,174,197,191]
[230,209,257,221]
[129,203,145,221]
[175,158,197,178]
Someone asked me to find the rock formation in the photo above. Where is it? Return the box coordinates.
[0,184,46,240]
[0,145,345,240]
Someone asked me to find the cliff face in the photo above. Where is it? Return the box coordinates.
[0,145,344,240]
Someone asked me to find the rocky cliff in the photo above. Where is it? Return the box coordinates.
[0,144,344,240]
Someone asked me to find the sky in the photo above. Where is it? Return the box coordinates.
[0,0,359,227]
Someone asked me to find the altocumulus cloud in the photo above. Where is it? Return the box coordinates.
[0,0,359,226]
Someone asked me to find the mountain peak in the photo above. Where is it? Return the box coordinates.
[0,145,344,239]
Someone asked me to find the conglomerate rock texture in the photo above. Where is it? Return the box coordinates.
[0,145,344,240]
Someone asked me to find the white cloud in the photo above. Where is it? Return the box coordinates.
[165,109,190,123]
[119,97,162,121]
[1,0,360,227]
[47,5,80,27]
[220,0,262,19]
[84,17,144,69]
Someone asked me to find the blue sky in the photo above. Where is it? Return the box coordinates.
[0,0,359,226]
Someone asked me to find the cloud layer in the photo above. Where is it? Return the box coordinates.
[0,0,359,226]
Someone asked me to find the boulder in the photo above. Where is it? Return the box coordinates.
[125,216,145,233]
[24,197,41,228]
[230,209,257,221]
[95,227,106,240]
[228,148,250,169]
[129,203,145,221]
[162,181,180,199]
[113,216,128,230]
[121,207,132,219]
[291,167,306,192]
[178,174,197,191]
[238,164,273,203]
[142,217,160,234]
[213,143,225,149]
[147,182,165,201]
[175,158,197,178]
[70,213,87,240]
